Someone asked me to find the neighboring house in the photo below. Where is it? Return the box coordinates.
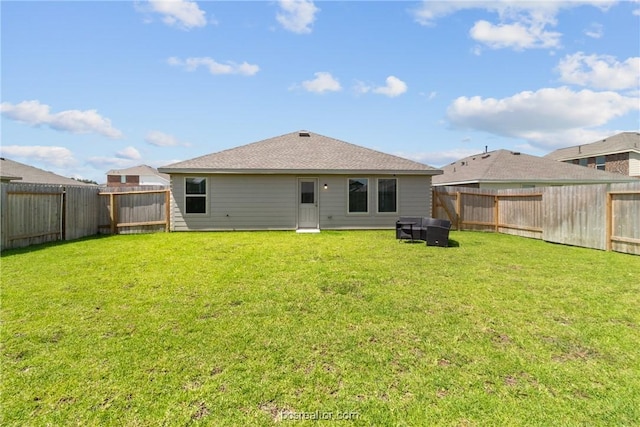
[432,149,638,189]
[106,165,170,187]
[158,130,442,231]
[544,132,640,178]
[0,157,96,186]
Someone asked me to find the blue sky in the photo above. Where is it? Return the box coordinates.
[1,0,639,183]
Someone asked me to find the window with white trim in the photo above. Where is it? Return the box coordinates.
[377,178,397,213]
[185,177,207,214]
[348,178,368,213]
[596,156,606,171]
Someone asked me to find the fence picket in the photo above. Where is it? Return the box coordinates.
[1,184,169,251]
[433,182,640,255]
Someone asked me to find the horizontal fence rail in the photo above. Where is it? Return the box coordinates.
[433,182,640,255]
[2,181,637,254]
[1,183,169,251]
[98,187,170,235]
[606,190,640,253]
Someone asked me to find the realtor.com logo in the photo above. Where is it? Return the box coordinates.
[280,410,360,421]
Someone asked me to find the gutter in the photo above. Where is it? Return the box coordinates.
[157,168,443,176]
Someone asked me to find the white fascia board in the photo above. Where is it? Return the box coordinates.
[158,168,442,176]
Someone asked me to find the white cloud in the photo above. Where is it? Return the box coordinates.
[353,81,371,96]
[372,76,408,97]
[557,53,640,91]
[168,56,259,76]
[0,99,50,124]
[412,1,616,51]
[300,72,341,94]
[584,22,604,38]
[0,145,76,168]
[0,100,123,139]
[470,19,561,50]
[147,0,207,30]
[446,86,639,149]
[116,146,142,161]
[276,0,319,34]
[145,130,191,147]
[354,76,408,97]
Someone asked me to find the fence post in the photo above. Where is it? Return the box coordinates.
[606,192,612,251]
[494,195,499,232]
[165,189,171,232]
[61,187,66,241]
[109,193,117,235]
[456,191,462,230]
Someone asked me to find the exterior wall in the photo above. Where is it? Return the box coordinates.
[566,153,631,176]
[107,174,140,187]
[604,153,629,175]
[630,152,640,177]
[139,174,169,186]
[319,174,431,230]
[170,174,297,231]
[169,173,433,231]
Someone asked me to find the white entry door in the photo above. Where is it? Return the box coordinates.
[298,178,319,229]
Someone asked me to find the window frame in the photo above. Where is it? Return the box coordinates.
[595,156,606,171]
[184,176,208,215]
[347,177,369,214]
[376,178,398,214]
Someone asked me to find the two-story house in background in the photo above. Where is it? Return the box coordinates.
[544,132,640,178]
[106,165,170,187]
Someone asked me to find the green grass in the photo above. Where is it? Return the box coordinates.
[1,231,639,426]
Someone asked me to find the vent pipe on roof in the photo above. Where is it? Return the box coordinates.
[484,145,488,153]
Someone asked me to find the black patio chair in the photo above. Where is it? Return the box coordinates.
[421,218,451,247]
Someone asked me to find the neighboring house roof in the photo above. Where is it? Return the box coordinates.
[158,130,442,175]
[106,164,170,181]
[433,149,638,186]
[544,132,640,160]
[0,157,96,186]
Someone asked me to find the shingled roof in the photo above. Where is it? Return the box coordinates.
[0,157,96,186]
[433,149,638,186]
[107,164,170,181]
[159,131,441,175]
[544,132,640,161]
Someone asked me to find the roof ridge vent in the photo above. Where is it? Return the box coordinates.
[299,131,311,137]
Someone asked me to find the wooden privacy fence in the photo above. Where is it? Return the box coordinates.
[433,182,640,255]
[0,183,101,250]
[98,187,170,235]
[1,183,169,251]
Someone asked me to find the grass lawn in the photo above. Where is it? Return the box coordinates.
[1,230,639,426]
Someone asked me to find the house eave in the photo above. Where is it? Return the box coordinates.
[434,178,638,186]
[432,180,479,186]
[550,147,640,161]
[158,168,442,176]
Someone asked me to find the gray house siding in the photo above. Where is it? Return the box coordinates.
[318,174,431,229]
[170,174,432,231]
[170,174,296,231]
